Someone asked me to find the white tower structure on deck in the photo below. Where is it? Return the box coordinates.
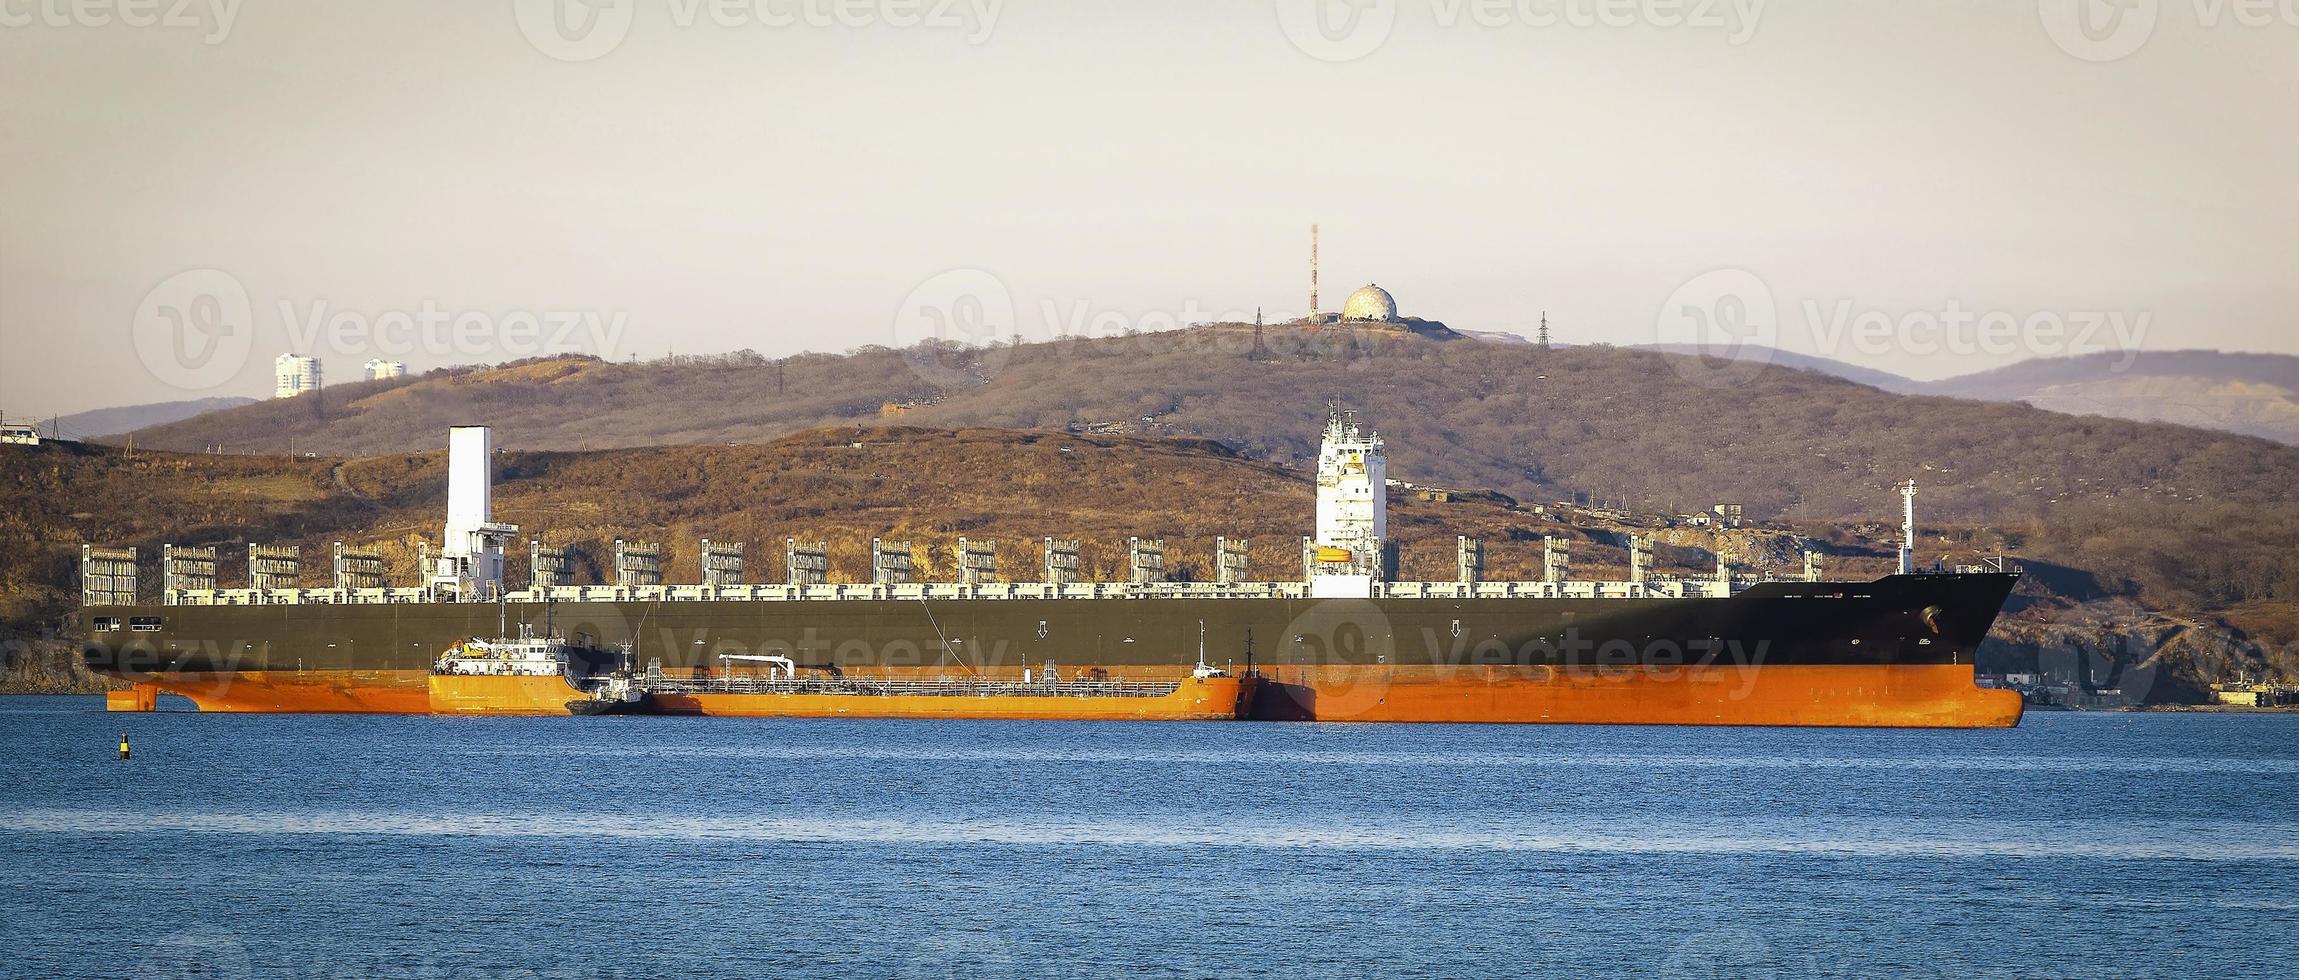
[431,426,518,598]
[1898,479,1918,575]
[1311,411,1387,598]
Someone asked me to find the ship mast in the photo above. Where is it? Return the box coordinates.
[1898,480,1918,574]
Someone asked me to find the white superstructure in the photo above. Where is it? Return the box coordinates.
[431,426,518,598]
[274,354,321,399]
[1311,411,1387,598]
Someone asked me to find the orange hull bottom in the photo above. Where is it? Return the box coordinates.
[125,671,433,714]
[652,675,1252,721]
[113,664,2020,728]
[427,674,593,717]
[1251,663,2023,728]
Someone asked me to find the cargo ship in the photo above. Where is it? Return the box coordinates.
[78,416,2025,727]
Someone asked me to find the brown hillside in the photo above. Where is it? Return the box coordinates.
[124,331,2299,529]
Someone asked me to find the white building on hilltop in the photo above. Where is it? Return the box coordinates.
[274,354,321,399]
[1309,411,1388,598]
[364,359,407,381]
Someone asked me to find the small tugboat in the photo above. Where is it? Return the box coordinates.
[427,626,647,716]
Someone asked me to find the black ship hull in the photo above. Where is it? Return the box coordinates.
[80,572,2023,726]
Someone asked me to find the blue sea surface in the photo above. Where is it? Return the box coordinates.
[2,699,2295,979]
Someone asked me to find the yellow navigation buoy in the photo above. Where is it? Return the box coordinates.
[118,733,130,761]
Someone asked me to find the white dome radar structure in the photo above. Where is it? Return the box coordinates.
[1341,284,1399,322]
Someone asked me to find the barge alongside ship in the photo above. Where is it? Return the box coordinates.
[78,416,2025,728]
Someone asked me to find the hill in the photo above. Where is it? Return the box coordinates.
[121,329,2299,530]
[41,396,257,440]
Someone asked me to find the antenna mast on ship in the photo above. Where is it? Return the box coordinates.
[1898,480,1918,574]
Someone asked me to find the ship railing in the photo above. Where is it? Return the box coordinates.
[156,578,1735,608]
[163,586,436,607]
[505,582,1317,603]
[651,675,1188,699]
[1376,580,1725,600]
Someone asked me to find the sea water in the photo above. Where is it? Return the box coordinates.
[2,699,2294,978]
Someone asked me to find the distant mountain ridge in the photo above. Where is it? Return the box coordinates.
[1639,345,2299,445]
[23,396,257,440]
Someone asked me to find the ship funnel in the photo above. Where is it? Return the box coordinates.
[448,426,492,529]
[433,426,517,598]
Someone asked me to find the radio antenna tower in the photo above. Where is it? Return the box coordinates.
[1537,311,1550,349]
[1308,223,1321,320]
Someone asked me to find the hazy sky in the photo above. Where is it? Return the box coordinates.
[3,0,2294,416]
